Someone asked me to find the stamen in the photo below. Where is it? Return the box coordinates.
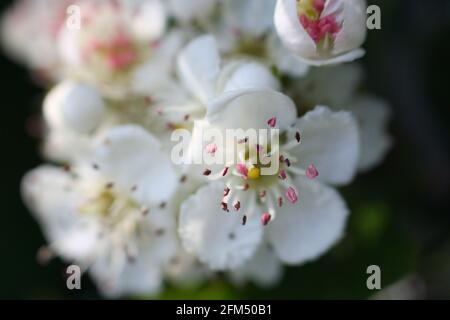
[285,187,298,204]
[223,187,231,197]
[267,117,277,128]
[279,169,287,180]
[234,201,241,211]
[180,175,187,183]
[261,212,271,226]
[205,143,217,155]
[278,196,283,207]
[236,163,248,178]
[221,202,229,212]
[285,158,291,167]
[242,215,247,225]
[306,163,319,179]
[236,183,250,191]
[203,168,212,176]
[238,137,248,144]
[295,131,301,143]
[259,190,266,199]
[222,166,229,176]
[105,182,114,189]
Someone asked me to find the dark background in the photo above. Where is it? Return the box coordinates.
[0,0,449,299]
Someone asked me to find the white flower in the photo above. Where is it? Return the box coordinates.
[291,64,392,170]
[274,0,367,66]
[155,34,280,130]
[57,0,172,99]
[22,125,179,297]
[178,88,360,270]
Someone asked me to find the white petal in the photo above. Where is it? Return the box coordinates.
[44,81,105,134]
[229,244,283,288]
[177,35,221,103]
[293,63,363,108]
[294,48,365,67]
[274,0,316,58]
[130,59,172,96]
[21,166,100,262]
[154,29,187,62]
[166,244,212,287]
[292,106,359,185]
[57,27,82,68]
[267,177,349,264]
[223,0,276,37]
[43,129,93,163]
[94,263,163,298]
[347,96,393,171]
[267,33,310,77]
[131,0,166,41]
[218,60,280,93]
[179,182,263,270]
[94,125,178,206]
[207,89,297,130]
[333,0,367,56]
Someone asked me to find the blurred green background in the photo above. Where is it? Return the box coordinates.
[0,0,449,299]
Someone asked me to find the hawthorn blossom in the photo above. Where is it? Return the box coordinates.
[57,0,175,99]
[178,88,360,270]
[274,0,367,66]
[155,34,280,131]
[290,64,392,171]
[2,0,393,296]
[22,125,178,296]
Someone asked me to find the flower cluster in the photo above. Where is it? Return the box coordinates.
[2,0,391,297]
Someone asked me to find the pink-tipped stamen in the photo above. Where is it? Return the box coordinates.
[205,143,217,155]
[267,117,277,128]
[261,213,271,226]
[236,163,248,178]
[279,169,287,180]
[285,187,298,204]
[306,163,319,179]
